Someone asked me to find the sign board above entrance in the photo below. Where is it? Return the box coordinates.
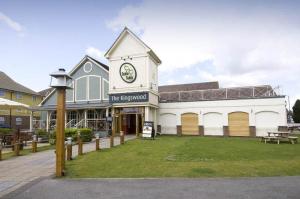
[109,92,149,104]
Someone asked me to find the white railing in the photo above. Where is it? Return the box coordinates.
[75,119,85,128]
[65,119,76,128]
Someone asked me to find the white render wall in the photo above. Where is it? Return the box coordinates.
[158,97,287,136]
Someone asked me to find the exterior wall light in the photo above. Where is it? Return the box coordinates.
[49,68,72,89]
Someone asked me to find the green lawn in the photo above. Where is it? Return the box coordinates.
[2,145,54,160]
[66,136,300,178]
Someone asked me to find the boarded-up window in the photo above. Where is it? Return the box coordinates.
[228,112,249,136]
[181,113,199,135]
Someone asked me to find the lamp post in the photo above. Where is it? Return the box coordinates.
[50,68,72,177]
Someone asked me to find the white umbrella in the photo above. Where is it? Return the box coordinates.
[0,98,29,129]
[0,98,29,108]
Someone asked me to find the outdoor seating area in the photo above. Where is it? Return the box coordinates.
[262,131,299,144]
[0,130,34,148]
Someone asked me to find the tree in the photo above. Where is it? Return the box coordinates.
[292,99,300,123]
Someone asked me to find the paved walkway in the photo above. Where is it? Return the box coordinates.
[3,176,300,199]
[0,136,135,198]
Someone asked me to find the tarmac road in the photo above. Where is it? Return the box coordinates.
[2,176,300,199]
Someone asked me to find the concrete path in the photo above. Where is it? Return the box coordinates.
[3,176,300,199]
[0,136,135,198]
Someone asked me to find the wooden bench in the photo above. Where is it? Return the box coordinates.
[262,136,298,144]
[262,136,280,144]
[288,136,298,144]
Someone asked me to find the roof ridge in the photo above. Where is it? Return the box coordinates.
[0,71,40,95]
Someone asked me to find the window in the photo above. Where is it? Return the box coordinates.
[50,111,57,120]
[76,77,88,101]
[103,79,109,100]
[89,76,101,100]
[32,96,37,102]
[16,92,23,100]
[75,76,102,101]
[16,109,22,113]
[0,89,5,96]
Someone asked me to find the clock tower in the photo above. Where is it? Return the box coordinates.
[105,27,161,136]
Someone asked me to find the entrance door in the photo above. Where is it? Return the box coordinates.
[122,114,137,135]
[228,112,250,136]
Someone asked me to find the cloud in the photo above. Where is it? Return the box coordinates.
[107,0,300,104]
[0,12,24,36]
[85,46,106,61]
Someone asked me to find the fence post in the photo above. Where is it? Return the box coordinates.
[67,137,72,160]
[0,139,2,161]
[32,135,37,153]
[120,131,124,145]
[95,133,100,151]
[78,131,83,155]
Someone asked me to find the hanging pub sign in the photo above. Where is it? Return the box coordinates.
[119,63,137,83]
[109,92,149,104]
[142,121,154,139]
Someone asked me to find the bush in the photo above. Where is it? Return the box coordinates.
[50,128,92,143]
[36,129,48,138]
[0,128,12,135]
[78,128,93,142]
[292,99,300,123]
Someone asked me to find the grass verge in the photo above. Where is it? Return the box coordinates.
[66,135,300,178]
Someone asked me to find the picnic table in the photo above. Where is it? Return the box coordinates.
[262,131,298,144]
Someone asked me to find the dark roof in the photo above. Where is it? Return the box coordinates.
[86,55,109,71]
[0,71,41,96]
[159,85,280,102]
[158,82,219,93]
[39,88,53,97]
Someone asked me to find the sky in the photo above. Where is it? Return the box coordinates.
[0,0,299,107]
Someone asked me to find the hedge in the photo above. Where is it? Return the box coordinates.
[49,128,93,145]
[0,128,12,135]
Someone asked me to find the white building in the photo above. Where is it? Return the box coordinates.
[41,27,287,137]
[105,27,287,137]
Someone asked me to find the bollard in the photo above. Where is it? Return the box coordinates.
[32,141,37,153]
[78,138,83,155]
[67,137,72,160]
[32,135,37,153]
[0,139,3,161]
[0,144,2,161]
[120,131,124,145]
[14,141,20,156]
[110,135,114,148]
[95,133,100,151]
